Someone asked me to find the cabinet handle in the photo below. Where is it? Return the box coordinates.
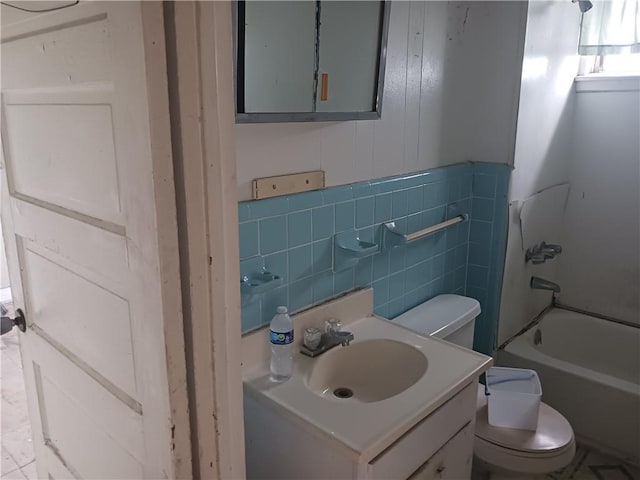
[321,73,328,101]
[436,465,446,476]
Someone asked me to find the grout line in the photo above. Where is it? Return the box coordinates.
[17,460,35,470]
[4,448,20,468]
[1,469,26,480]
[1,455,28,479]
[2,445,34,474]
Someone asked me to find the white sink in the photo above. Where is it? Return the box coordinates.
[243,312,492,462]
[306,339,428,402]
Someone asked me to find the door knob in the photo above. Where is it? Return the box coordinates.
[1,308,26,335]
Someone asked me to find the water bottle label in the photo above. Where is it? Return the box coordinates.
[270,330,294,345]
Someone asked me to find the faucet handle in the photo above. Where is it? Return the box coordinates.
[303,327,322,350]
[540,249,556,259]
[525,245,541,262]
[325,319,342,333]
[541,242,562,254]
[530,254,547,264]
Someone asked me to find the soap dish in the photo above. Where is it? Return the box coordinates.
[333,230,379,272]
[241,271,283,295]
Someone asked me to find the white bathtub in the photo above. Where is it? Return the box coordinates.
[498,308,640,465]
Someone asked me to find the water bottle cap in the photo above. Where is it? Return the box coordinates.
[276,306,288,314]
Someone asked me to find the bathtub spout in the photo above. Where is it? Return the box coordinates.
[530,276,561,293]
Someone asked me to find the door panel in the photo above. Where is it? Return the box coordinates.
[5,103,122,224]
[21,243,137,397]
[1,14,111,90]
[28,331,144,457]
[11,199,129,294]
[1,2,190,478]
[32,353,144,480]
[38,374,143,479]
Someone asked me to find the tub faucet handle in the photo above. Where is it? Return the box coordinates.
[541,242,562,254]
[530,254,547,264]
[525,245,540,263]
[526,242,562,264]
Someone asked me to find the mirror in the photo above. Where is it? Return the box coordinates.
[235,1,390,123]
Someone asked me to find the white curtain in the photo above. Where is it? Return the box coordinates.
[578,0,640,55]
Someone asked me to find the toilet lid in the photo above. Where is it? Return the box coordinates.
[475,384,574,454]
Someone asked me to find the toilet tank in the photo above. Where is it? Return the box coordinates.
[393,294,480,349]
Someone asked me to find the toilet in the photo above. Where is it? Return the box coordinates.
[393,294,576,479]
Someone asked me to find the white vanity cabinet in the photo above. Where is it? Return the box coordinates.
[407,422,475,480]
[244,382,477,480]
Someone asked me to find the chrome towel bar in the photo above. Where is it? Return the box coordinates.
[383,213,468,247]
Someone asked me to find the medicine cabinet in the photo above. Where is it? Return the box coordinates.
[234,1,390,123]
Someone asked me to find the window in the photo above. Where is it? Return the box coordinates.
[577,0,640,75]
[579,53,640,74]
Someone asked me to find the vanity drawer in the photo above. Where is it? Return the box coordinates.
[367,382,476,480]
[407,422,474,480]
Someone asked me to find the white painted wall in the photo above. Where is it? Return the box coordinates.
[438,2,526,167]
[498,1,582,345]
[557,79,640,325]
[235,1,527,200]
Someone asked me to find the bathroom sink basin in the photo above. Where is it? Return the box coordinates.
[306,339,428,402]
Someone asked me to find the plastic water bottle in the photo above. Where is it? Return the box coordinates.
[270,306,294,381]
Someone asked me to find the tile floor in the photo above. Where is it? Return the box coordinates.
[548,445,640,480]
[1,307,36,480]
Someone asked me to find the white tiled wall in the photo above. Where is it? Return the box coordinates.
[498,1,581,345]
[235,1,527,201]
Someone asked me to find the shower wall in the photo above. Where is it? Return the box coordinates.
[557,78,640,325]
[499,1,640,343]
[498,0,581,345]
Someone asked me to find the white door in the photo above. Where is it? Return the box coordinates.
[0,2,191,478]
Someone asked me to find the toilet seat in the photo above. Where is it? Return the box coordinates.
[474,384,575,474]
[475,435,575,474]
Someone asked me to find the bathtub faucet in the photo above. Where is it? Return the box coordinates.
[530,276,561,293]
[526,241,563,264]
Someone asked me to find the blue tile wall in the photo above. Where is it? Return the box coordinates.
[466,163,511,355]
[238,162,511,356]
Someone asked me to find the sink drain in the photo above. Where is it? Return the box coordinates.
[333,387,353,399]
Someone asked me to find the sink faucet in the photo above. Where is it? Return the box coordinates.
[300,319,354,358]
[530,276,561,293]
